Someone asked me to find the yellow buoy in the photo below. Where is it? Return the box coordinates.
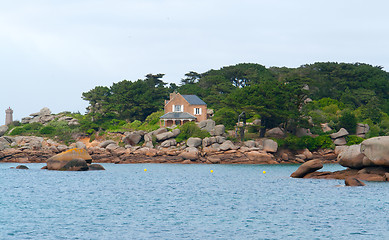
[263,170,266,174]
[210,170,214,173]
[144,168,147,172]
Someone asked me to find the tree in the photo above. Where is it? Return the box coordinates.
[223,80,307,137]
[82,74,169,122]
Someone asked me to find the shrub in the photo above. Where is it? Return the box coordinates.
[277,134,334,151]
[345,135,364,145]
[314,135,334,149]
[23,122,43,131]
[175,122,210,143]
[9,127,25,136]
[39,126,56,135]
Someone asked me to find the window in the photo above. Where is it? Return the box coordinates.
[174,105,182,112]
[194,108,201,115]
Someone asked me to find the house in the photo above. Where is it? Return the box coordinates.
[160,92,207,127]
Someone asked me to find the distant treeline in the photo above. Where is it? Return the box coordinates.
[82,62,389,137]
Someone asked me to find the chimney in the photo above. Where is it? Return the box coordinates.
[5,107,13,125]
[170,92,177,100]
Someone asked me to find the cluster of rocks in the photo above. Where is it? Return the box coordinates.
[330,128,349,146]
[20,107,79,126]
[291,136,389,186]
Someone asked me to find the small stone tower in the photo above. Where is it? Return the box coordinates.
[5,107,13,125]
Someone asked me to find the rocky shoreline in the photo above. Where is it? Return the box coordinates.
[0,142,338,165]
[290,136,389,185]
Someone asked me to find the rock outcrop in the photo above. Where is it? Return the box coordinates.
[345,177,366,186]
[360,136,389,167]
[46,148,92,171]
[290,159,323,178]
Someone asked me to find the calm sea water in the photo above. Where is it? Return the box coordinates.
[0,163,388,240]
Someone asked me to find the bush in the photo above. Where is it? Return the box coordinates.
[175,122,210,143]
[39,126,56,135]
[314,135,334,149]
[345,135,364,145]
[9,127,25,136]
[277,134,334,151]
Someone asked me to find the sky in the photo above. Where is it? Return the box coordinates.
[1,0,389,124]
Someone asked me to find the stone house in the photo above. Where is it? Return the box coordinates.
[160,92,207,127]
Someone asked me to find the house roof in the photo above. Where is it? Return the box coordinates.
[182,95,206,105]
[160,112,197,120]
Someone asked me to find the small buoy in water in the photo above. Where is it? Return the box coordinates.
[210,170,213,173]
[144,169,147,172]
[263,170,266,174]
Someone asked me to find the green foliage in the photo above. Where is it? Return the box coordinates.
[277,134,334,151]
[39,126,56,135]
[9,127,25,136]
[82,74,168,122]
[213,107,238,130]
[175,122,210,143]
[365,125,380,138]
[314,135,335,149]
[345,135,364,145]
[338,111,357,133]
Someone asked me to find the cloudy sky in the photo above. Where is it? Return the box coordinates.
[1,0,388,123]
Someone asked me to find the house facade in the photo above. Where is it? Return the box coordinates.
[160,92,207,127]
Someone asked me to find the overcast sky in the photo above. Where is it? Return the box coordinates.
[1,0,389,124]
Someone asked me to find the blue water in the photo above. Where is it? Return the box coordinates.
[1,163,388,240]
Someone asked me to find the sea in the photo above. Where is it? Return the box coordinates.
[0,163,388,240]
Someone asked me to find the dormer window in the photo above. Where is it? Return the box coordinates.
[173,105,183,112]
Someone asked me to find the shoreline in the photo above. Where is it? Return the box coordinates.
[0,147,338,165]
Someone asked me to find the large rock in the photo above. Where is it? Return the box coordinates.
[179,151,199,161]
[219,140,236,151]
[202,137,217,147]
[345,177,366,186]
[156,132,174,141]
[211,125,225,136]
[122,133,142,146]
[46,148,92,170]
[153,128,167,136]
[99,140,116,148]
[0,125,8,136]
[360,136,389,167]
[187,137,202,148]
[356,123,369,138]
[265,127,285,138]
[161,139,177,148]
[39,107,52,115]
[144,133,153,142]
[198,119,216,132]
[59,159,89,171]
[16,165,29,169]
[330,128,349,139]
[290,159,323,178]
[244,140,256,148]
[338,144,372,169]
[172,129,181,137]
[88,164,105,171]
[263,139,278,153]
[245,151,276,164]
[333,137,347,146]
